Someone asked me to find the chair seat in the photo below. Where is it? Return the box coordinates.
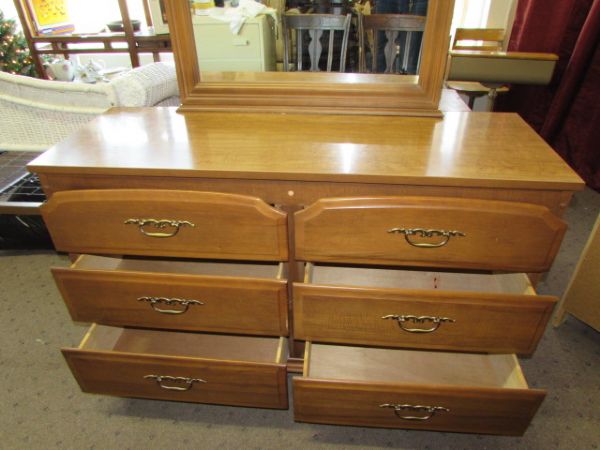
[445,28,508,111]
[445,81,510,110]
[446,81,510,94]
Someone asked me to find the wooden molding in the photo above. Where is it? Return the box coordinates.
[165,0,455,115]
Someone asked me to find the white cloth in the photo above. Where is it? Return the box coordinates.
[205,1,277,34]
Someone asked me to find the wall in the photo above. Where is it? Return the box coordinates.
[0,0,18,20]
[487,0,517,28]
[451,0,519,111]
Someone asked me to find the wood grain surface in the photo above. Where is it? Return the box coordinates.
[28,109,583,190]
[294,344,545,435]
[295,196,567,272]
[42,189,288,261]
[63,326,288,409]
[293,282,556,355]
[53,256,288,336]
[293,378,544,435]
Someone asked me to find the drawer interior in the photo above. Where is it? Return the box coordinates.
[81,324,287,364]
[74,254,286,280]
[306,264,535,295]
[305,343,528,389]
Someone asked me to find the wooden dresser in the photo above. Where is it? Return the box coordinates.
[29,108,584,436]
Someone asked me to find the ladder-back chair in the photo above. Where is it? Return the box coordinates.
[359,13,426,74]
[452,28,505,52]
[282,14,352,72]
[446,28,509,109]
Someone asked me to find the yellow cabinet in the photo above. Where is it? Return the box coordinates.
[193,15,276,72]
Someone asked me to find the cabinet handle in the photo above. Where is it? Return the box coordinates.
[144,375,206,391]
[387,227,465,248]
[379,403,449,421]
[124,218,195,238]
[381,314,455,333]
[138,296,204,315]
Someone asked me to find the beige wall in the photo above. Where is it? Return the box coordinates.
[487,0,518,50]
[486,0,517,28]
[453,0,517,32]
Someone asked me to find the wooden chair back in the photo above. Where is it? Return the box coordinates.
[282,14,352,72]
[452,28,505,52]
[359,13,426,74]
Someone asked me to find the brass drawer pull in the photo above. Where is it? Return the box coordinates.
[124,218,195,238]
[382,314,455,333]
[144,375,206,391]
[387,227,465,248]
[379,403,449,421]
[138,296,204,315]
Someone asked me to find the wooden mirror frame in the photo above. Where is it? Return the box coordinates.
[166,0,454,115]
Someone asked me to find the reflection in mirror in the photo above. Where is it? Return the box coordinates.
[190,0,428,76]
[167,0,453,115]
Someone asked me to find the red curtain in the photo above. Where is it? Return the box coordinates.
[496,0,600,190]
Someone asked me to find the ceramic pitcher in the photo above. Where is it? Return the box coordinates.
[45,59,75,82]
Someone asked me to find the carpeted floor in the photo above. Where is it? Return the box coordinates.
[2,189,599,450]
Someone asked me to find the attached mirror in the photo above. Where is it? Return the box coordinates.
[165,0,454,115]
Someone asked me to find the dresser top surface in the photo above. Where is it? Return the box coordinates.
[29,107,583,190]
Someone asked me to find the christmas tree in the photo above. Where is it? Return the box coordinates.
[0,9,37,76]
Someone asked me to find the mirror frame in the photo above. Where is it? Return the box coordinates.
[165,0,454,115]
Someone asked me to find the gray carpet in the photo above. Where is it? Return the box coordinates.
[2,189,599,450]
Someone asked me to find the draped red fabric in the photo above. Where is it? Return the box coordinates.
[496,0,600,190]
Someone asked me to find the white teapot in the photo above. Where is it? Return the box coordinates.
[44,59,75,82]
[76,60,106,83]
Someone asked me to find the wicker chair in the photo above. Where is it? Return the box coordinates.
[0,62,179,151]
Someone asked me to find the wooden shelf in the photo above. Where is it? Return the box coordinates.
[14,0,171,78]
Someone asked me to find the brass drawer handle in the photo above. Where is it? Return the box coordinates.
[144,375,206,391]
[138,296,204,315]
[379,403,449,421]
[382,314,455,333]
[387,227,465,248]
[124,218,195,238]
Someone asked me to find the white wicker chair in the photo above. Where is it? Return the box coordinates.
[0,62,179,151]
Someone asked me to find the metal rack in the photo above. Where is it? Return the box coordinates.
[0,151,43,215]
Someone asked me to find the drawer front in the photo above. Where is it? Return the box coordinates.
[294,284,556,355]
[295,196,566,271]
[42,189,288,260]
[293,379,544,436]
[63,349,288,409]
[53,267,288,336]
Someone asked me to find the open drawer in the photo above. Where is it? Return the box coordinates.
[293,343,545,435]
[53,255,288,336]
[293,264,556,355]
[63,325,289,409]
